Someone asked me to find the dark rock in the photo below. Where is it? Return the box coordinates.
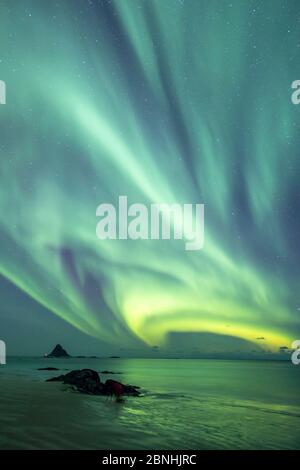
[104,379,140,397]
[47,369,104,394]
[38,367,60,371]
[109,356,120,359]
[47,344,70,358]
[101,370,123,374]
[123,385,141,396]
[46,369,141,396]
[75,355,98,359]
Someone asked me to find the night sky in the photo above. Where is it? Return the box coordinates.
[0,0,300,356]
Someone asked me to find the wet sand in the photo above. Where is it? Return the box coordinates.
[1,359,300,450]
[0,377,124,449]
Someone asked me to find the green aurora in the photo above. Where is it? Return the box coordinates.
[0,0,300,354]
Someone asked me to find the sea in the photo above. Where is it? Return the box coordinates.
[0,358,299,449]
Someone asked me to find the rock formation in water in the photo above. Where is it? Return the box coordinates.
[101,370,123,374]
[46,369,140,396]
[46,344,70,358]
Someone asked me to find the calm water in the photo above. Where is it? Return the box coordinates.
[0,358,299,449]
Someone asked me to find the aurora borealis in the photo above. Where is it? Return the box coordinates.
[0,0,300,355]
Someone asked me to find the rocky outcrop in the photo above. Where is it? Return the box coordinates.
[105,379,140,396]
[101,370,123,374]
[46,369,140,396]
[46,344,70,358]
[47,369,103,394]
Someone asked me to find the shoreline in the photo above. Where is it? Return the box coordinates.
[0,360,299,450]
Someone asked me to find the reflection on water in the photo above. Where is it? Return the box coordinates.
[0,358,299,449]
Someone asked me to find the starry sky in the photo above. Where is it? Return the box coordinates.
[0,0,300,357]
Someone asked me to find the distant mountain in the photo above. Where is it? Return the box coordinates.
[46,344,70,358]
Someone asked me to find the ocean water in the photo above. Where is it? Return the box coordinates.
[0,358,299,450]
